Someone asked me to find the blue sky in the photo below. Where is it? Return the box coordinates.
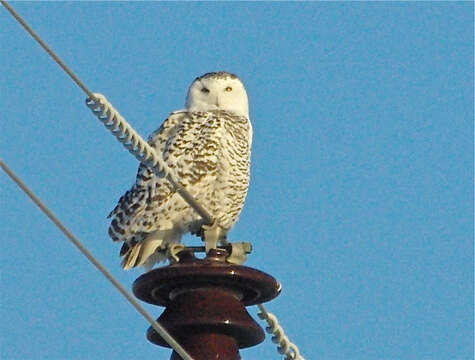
[1,2,473,359]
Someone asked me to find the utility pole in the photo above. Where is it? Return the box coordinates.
[133,249,281,359]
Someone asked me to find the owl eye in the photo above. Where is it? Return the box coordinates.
[225,86,233,92]
[201,87,210,94]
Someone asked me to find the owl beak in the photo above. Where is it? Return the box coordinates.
[215,96,220,108]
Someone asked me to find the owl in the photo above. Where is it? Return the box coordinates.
[108,72,252,270]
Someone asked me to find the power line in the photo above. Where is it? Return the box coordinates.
[0,159,194,360]
[1,157,305,360]
[0,0,213,227]
[1,0,92,98]
[0,0,213,225]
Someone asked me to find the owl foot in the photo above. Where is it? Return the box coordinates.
[202,221,227,253]
[167,243,186,263]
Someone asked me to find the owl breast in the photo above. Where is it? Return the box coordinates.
[159,110,252,232]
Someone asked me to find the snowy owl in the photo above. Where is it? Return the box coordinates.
[108,72,252,270]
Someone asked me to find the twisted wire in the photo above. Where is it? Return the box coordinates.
[257,304,305,360]
[86,94,158,166]
[85,94,213,225]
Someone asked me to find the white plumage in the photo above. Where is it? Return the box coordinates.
[108,72,252,270]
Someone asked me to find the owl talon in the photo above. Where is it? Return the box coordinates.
[202,221,226,253]
[167,243,186,263]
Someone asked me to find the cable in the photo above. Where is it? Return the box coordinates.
[0,159,194,360]
[1,0,92,98]
[257,304,305,360]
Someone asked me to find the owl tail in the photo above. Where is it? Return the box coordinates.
[121,238,163,270]
[121,229,180,271]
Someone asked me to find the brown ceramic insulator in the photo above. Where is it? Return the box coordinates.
[132,249,281,360]
[169,333,239,360]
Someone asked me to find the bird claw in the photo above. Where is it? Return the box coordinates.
[202,221,226,253]
[167,243,186,263]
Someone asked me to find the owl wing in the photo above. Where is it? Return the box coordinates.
[107,111,186,243]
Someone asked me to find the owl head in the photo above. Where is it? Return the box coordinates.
[185,72,249,118]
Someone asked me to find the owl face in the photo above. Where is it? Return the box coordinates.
[185,72,249,118]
